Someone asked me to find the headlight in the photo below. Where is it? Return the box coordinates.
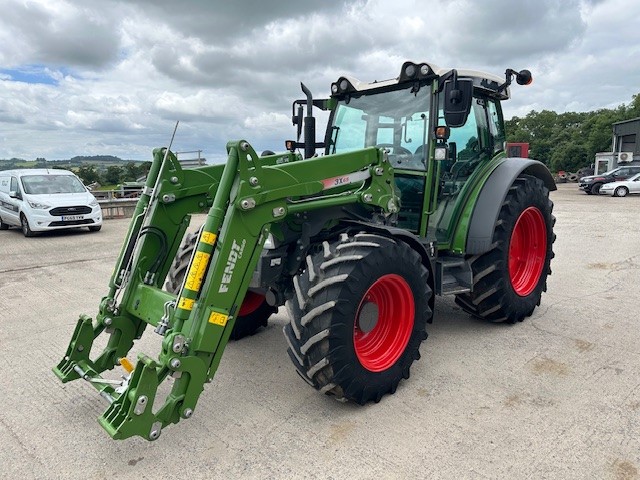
[89,199,99,207]
[583,178,593,183]
[28,200,50,209]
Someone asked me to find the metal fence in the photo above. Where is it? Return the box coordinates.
[92,190,140,219]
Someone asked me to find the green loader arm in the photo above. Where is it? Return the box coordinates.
[53,140,398,440]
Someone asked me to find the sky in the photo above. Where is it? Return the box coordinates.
[0,0,639,163]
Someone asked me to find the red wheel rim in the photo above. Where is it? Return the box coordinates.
[238,291,265,316]
[509,207,547,296]
[353,274,414,372]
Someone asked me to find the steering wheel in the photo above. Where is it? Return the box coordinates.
[376,144,412,156]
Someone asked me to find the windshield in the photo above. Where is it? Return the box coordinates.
[628,173,640,181]
[329,85,431,170]
[21,174,87,195]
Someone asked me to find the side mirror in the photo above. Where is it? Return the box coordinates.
[9,190,20,199]
[443,77,473,128]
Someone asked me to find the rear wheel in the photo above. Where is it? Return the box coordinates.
[20,214,34,237]
[614,186,628,197]
[455,174,555,323]
[284,233,431,404]
[0,216,8,230]
[165,232,276,340]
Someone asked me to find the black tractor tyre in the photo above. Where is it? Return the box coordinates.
[20,214,35,237]
[284,232,431,404]
[165,232,276,340]
[455,174,555,323]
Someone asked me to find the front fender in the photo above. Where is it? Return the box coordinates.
[463,158,555,255]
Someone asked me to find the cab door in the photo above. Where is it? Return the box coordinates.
[430,95,498,247]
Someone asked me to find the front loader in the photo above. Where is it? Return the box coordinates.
[54,61,556,440]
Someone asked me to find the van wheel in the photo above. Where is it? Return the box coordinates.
[88,225,102,232]
[0,216,8,230]
[21,214,34,237]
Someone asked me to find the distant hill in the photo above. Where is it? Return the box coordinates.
[0,155,146,172]
[68,155,126,163]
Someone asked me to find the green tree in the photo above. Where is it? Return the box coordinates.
[506,91,640,172]
[122,162,139,182]
[104,165,123,185]
[76,165,100,184]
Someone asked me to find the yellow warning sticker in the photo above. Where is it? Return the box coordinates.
[184,251,210,291]
[178,297,195,310]
[201,231,217,245]
[208,311,229,326]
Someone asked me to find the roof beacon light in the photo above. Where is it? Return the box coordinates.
[497,68,533,93]
[516,69,533,86]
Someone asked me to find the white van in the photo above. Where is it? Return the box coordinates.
[0,169,102,236]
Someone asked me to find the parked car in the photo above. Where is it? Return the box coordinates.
[578,165,640,194]
[599,172,640,197]
[0,169,102,237]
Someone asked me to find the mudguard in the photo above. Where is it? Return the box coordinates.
[465,158,556,255]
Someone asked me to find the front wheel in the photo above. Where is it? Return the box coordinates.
[284,233,432,404]
[455,174,555,323]
[591,183,603,194]
[614,186,628,197]
[88,225,102,232]
[165,232,276,340]
[21,214,35,237]
[0,216,8,230]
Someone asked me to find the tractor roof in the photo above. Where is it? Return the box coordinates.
[332,61,509,100]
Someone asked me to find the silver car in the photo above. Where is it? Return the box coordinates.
[599,172,640,197]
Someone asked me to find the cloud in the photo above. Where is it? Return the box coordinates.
[437,0,588,65]
[0,0,638,161]
[0,0,121,69]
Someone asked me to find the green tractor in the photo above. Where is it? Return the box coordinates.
[54,61,555,440]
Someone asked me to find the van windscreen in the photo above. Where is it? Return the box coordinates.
[21,175,86,195]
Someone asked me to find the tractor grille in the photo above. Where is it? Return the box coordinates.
[50,205,92,216]
[48,219,95,227]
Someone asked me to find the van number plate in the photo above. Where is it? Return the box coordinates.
[62,215,85,221]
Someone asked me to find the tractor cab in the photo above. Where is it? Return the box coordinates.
[322,61,529,248]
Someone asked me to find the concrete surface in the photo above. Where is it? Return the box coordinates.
[0,183,638,479]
